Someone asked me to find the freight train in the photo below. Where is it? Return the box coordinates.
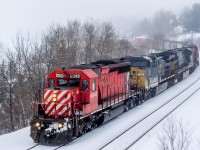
[30,43,199,145]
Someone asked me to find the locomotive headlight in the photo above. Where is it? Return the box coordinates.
[53,93,57,98]
[52,93,57,102]
[35,122,40,127]
[58,123,63,129]
[53,97,57,102]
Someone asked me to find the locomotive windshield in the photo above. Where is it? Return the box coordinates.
[57,78,80,87]
[48,78,80,88]
[69,79,80,86]
[58,78,67,86]
[132,62,147,69]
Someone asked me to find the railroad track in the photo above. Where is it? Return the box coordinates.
[125,86,200,150]
[26,144,39,150]
[25,72,200,150]
[99,76,200,150]
[26,143,63,150]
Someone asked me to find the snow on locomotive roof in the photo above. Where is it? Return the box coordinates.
[142,56,152,60]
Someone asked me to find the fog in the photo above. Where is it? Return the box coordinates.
[0,0,199,45]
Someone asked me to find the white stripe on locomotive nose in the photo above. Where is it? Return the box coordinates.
[54,91,68,111]
[44,90,51,99]
[58,102,71,116]
[46,91,69,114]
[56,93,71,111]
[58,109,65,115]
[50,109,55,115]
[45,94,53,104]
[45,90,61,111]
[58,91,68,100]
[58,101,71,116]
[44,90,58,99]
[46,103,55,112]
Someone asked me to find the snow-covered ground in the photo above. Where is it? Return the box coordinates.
[130,71,200,150]
[0,66,200,150]
[102,77,200,150]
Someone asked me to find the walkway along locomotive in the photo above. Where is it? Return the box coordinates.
[30,43,199,145]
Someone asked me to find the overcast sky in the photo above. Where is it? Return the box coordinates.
[0,0,199,46]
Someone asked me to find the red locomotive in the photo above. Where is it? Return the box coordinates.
[31,59,133,144]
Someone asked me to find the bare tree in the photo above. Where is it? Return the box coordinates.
[41,24,62,73]
[157,117,192,150]
[41,20,81,70]
[96,22,117,60]
[82,19,98,63]
[0,33,43,131]
[115,38,133,58]
[0,59,13,133]
[63,20,81,66]
[12,33,34,127]
[1,50,17,131]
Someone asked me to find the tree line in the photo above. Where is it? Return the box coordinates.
[136,3,200,39]
[0,20,134,134]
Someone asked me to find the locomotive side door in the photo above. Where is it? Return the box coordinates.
[80,70,99,115]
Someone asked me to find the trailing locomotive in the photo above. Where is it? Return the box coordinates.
[30,44,199,145]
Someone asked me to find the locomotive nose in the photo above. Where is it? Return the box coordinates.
[44,89,72,118]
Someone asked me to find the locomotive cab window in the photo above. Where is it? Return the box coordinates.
[92,80,96,91]
[57,78,67,86]
[82,80,88,91]
[70,79,80,86]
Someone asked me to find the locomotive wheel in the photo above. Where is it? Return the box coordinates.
[139,94,144,104]
[128,100,134,109]
[178,73,183,82]
[144,91,149,100]
[77,126,87,137]
[91,122,97,129]
[97,114,104,126]
[134,96,140,106]
[124,101,129,112]
[151,88,156,97]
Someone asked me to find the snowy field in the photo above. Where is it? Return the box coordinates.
[0,66,200,150]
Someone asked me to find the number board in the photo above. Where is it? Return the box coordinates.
[56,74,64,78]
[138,73,145,77]
[70,74,80,79]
